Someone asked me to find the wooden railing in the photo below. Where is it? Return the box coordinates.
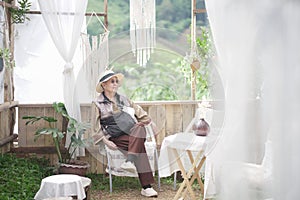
[0,101,18,154]
[14,101,202,173]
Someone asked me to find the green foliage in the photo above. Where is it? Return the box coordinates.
[87,0,207,36]
[22,102,91,164]
[156,0,193,33]
[0,48,14,68]
[87,0,130,35]
[8,0,31,24]
[0,154,53,200]
[180,26,215,100]
[196,27,215,67]
[130,82,178,101]
[87,173,140,192]
[113,55,191,101]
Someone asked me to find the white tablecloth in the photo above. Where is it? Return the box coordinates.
[34,174,86,200]
[158,132,207,177]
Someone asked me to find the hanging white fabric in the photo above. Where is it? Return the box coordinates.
[38,0,88,156]
[130,0,156,66]
[81,12,109,100]
[205,0,300,199]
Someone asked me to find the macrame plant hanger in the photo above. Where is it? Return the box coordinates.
[81,11,109,99]
[130,0,156,67]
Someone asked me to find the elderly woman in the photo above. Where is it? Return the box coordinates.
[91,70,158,197]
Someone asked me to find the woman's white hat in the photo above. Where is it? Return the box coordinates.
[96,70,124,93]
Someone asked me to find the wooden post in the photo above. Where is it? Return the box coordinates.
[190,0,197,100]
[104,0,108,28]
[0,0,17,153]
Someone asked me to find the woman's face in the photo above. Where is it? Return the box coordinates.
[102,77,119,94]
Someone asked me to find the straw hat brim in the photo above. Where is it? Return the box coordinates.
[96,72,124,93]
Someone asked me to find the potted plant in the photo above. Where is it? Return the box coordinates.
[22,102,91,176]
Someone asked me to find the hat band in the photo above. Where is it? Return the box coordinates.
[99,73,115,82]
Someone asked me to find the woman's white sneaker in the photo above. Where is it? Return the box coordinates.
[141,187,158,197]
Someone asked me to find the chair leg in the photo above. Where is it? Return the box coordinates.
[109,170,113,193]
[107,153,113,193]
[154,149,161,190]
[173,172,177,190]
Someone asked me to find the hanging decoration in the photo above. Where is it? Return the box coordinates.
[81,12,109,99]
[130,0,156,66]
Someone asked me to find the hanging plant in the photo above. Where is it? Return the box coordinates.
[180,26,215,100]
[8,0,31,24]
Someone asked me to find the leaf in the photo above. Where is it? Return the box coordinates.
[57,131,65,139]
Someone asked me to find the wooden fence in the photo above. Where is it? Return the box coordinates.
[0,101,18,154]
[13,101,201,174]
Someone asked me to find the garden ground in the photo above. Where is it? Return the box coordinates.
[91,184,202,200]
[88,174,202,200]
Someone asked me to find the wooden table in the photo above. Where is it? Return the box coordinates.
[158,132,207,200]
[172,148,206,200]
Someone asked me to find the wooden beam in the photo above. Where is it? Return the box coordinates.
[10,146,67,154]
[104,0,108,28]
[193,9,206,14]
[191,0,197,100]
[0,101,18,112]
[0,1,17,9]
[26,11,107,17]
[0,133,18,147]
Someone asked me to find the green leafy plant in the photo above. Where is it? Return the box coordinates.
[8,0,31,24]
[0,48,14,68]
[0,154,53,199]
[22,102,91,164]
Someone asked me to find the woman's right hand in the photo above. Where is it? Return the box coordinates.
[103,137,118,150]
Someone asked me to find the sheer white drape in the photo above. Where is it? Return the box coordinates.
[205,0,300,199]
[38,0,88,155]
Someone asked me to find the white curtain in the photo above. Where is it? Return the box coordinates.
[205,0,300,199]
[38,0,88,155]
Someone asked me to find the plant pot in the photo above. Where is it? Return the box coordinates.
[58,160,90,176]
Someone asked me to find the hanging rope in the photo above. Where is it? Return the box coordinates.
[130,0,156,66]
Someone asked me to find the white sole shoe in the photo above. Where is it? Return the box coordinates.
[141,187,158,197]
[120,161,137,173]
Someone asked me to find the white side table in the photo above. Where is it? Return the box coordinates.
[34,174,89,200]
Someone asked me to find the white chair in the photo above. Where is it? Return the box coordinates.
[104,124,160,193]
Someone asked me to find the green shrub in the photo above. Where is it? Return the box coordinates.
[0,154,53,200]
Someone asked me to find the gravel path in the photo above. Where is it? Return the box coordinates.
[90,183,202,200]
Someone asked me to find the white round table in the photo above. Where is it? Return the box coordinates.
[34,174,88,200]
